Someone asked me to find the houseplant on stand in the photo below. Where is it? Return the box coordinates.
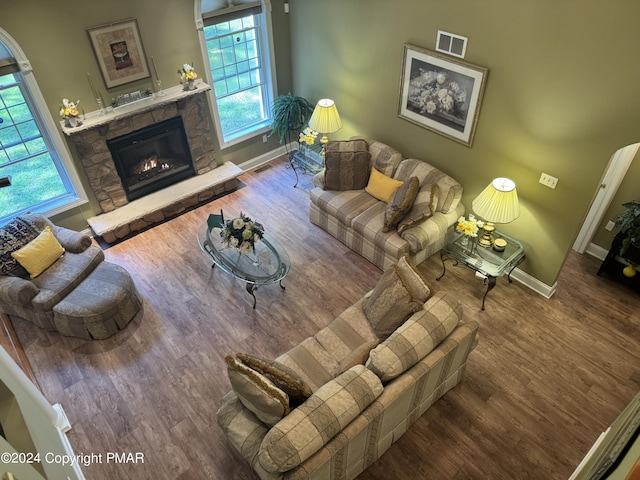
[269,94,314,159]
[614,199,640,276]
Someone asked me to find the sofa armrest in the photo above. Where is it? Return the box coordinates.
[0,275,39,306]
[53,226,92,253]
[400,203,464,253]
[312,169,326,189]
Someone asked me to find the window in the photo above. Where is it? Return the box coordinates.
[0,33,85,224]
[201,1,275,147]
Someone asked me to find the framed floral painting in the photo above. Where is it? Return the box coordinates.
[398,43,488,147]
[87,19,150,89]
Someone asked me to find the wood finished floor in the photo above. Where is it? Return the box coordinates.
[12,158,640,480]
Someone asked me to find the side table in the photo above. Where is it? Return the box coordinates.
[437,230,526,310]
[289,146,323,187]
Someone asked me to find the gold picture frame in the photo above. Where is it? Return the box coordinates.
[87,19,150,89]
[398,43,488,147]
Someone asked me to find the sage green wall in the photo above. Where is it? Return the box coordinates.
[0,0,292,230]
[288,0,640,287]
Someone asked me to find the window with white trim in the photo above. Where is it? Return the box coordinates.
[201,1,275,147]
[0,35,84,224]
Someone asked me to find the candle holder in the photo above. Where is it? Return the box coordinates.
[95,97,106,115]
[155,80,165,97]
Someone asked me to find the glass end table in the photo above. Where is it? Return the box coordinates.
[437,230,526,310]
[197,218,290,309]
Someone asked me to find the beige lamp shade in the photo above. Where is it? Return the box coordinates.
[308,99,343,135]
[472,177,520,224]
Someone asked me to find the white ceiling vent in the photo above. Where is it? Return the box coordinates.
[436,30,468,59]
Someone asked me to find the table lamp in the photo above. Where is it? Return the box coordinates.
[308,99,343,156]
[471,177,520,247]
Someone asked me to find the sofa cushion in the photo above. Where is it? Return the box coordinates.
[333,339,380,376]
[366,292,462,382]
[351,203,412,260]
[362,262,422,339]
[383,176,420,232]
[237,353,313,406]
[225,355,290,427]
[397,183,438,235]
[11,226,65,279]
[0,216,40,276]
[365,168,404,203]
[396,254,432,302]
[310,188,379,227]
[365,139,403,177]
[276,337,340,391]
[322,140,371,191]
[257,365,383,473]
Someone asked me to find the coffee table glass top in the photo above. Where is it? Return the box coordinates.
[197,222,290,287]
[444,230,525,278]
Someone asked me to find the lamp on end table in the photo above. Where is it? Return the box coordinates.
[471,177,520,247]
[308,98,343,157]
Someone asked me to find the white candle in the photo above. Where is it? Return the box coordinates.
[87,73,98,99]
[151,56,160,81]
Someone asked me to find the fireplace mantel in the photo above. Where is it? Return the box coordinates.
[60,81,212,136]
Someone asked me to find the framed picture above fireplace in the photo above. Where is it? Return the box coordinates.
[87,19,151,89]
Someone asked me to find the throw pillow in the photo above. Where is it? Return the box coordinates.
[362,263,423,339]
[395,254,432,303]
[225,355,290,427]
[366,292,462,382]
[236,353,313,407]
[365,167,404,203]
[11,225,65,279]
[397,183,439,234]
[0,216,40,276]
[257,365,383,473]
[323,140,371,191]
[382,176,420,232]
[332,339,380,377]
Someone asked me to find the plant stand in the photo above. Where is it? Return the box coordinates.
[597,232,640,292]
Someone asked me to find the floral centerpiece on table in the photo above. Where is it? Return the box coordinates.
[178,63,198,84]
[220,212,265,254]
[299,127,318,146]
[59,98,80,119]
[456,214,482,238]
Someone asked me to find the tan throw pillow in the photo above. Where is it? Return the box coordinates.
[323,140,371,191]
[332,339,380,377]
[362,264,422,339]
[11,225,65,278]
[236,353,313,406]
[225,355,290,427]
[397,183,439,234]
[396,254,432,303]
[257,365,383,473]
[383,176,420,232]
[366,292,462,382]
[365,167,404,203]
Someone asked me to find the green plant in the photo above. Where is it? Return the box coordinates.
[614,200,640,255]
[269,94,314,147]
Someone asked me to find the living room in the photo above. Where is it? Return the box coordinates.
[1,1,640,479]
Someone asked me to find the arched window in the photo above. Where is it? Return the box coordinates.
[0,30,86,224]
[196,0,277,148]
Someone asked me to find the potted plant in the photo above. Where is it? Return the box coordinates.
[614,199,640,255]
[269,94,314,155]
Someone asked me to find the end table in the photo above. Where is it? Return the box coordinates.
[437,230,526,310]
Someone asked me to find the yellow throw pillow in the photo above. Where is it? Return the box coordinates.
[11,225,65,278]
[365,167,404,203]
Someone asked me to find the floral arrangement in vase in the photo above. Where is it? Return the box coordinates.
[220,212,265,254]
[178,63,197,90]
[299,127,318,146]
[59,98,80,126]
[456,214,483,240]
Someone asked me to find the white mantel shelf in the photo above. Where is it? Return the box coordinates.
[60,81,212,136]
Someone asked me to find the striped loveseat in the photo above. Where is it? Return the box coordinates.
[217,255,479,480]
[310,138,465,270]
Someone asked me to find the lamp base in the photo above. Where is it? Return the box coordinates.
[478,223,495,248]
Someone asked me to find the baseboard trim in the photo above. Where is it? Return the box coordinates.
[511,267,557,299]
[238,145,290,172]
[585,242,609,261]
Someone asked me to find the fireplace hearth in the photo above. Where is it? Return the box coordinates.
[107,116,195,202]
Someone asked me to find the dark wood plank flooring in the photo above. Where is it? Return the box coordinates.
[11,158,640,479]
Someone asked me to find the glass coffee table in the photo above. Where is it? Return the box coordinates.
[197,216,290,309]
[436,230,526,310]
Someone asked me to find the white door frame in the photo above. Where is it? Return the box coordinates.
[572,142,639,253]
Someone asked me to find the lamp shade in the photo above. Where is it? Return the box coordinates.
[472,177,520,224]
[308,99,343,134]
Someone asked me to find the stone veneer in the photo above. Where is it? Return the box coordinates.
[67,90,217,213]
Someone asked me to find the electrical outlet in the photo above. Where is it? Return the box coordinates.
[606,221,615,231]
[539,173,558,189]
[262,134,268,143]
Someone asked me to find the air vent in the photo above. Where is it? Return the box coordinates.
[436,30,468,59]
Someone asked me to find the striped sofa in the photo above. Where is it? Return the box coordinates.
[217,256,479,479]
[310,138,465,270]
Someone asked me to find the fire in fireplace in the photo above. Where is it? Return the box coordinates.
[107,116,196,202]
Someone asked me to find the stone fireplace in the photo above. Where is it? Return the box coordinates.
[62,83,241,243]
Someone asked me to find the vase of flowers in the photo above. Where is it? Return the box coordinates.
[456,214,482,252]
[220,212,265,255]
[59,98,80,127]
[178,63,197,90]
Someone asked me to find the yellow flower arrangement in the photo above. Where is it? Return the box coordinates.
[456,214,483,237]
[59,98,80,119]
[299,127,318,145]
[178,63,198,83]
